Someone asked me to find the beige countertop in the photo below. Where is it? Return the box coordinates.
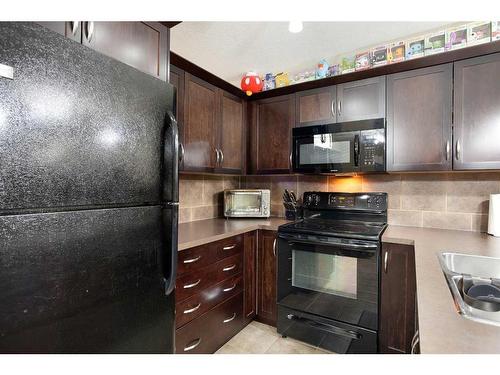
[178,217,289,251]
[179,218,500,353]
[383,226,500,354]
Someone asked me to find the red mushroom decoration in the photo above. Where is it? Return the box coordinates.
[240,71,263,96]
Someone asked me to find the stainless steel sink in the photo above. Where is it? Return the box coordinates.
[438,252,500,326]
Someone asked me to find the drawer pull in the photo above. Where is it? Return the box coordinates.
[223,283,237,292]
[223,313,237,323]
[222,264,236,272]
[183,255,202,264]
[183,303,201,314]
[184,338,202,352]
[183,279,201,289]
[222,244,236,251]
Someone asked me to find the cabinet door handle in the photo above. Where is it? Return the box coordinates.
[411,330,420,354]
[183,303,201,314]
[331,99,336,117]
[179,142,185,163]
[222,244,236,251]
[223,283,237,292]
[85,21,94,42]
[445,140,450,161]
[219,149,224,166]
[223,313,237,323]
[214,148,220,166]
[183,338,201,352]
[338,100,342,117]
[70,21,79,36]
[384,250,389,273]
[222,264,236,272]
[273,238,277,257]
[183,255,201,264]
[289,152,293,170]
[455,140,461,161]
[183,279,201,289]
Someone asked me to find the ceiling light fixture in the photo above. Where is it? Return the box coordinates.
[288,21,303,33]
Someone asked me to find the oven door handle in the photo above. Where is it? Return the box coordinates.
[284,238,378,253]
[287,314,361,340]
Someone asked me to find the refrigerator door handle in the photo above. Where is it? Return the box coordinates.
[162,110,179,296]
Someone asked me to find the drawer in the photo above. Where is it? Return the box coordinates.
[212,235,243,261]
[176,274,243,328]
[176,292,244,354]
[215,253,243,283]
[175,253,242,302]
[177,243,214,276]
[176,266,218,302]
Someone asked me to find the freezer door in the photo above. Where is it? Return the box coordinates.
[0,206,174,353]
[0,23,175,211]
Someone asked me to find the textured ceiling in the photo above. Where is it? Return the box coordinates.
[171,21,454,87]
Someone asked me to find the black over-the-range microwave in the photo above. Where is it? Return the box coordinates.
[291,118,386,174]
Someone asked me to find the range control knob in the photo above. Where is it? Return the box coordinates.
[313,194,320,205]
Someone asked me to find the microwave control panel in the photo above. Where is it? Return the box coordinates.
[360,128,385,171]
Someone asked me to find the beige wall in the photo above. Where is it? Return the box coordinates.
[181,172,500,233]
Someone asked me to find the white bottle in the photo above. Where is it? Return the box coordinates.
[488,194,500,237]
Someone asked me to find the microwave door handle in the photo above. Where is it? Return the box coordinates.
[354,134,360,167]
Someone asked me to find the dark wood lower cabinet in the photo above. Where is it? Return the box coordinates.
[175,234,247,353]
[379,242,417,354]
[256,230,278,326]
[243,231,257,321]
[176,292,244,354]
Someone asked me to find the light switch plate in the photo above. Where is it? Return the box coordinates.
[0,63,14,79]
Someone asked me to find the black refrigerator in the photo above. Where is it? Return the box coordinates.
[0,22,178,353]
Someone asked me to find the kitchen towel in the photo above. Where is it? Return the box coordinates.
[488,194,500,237]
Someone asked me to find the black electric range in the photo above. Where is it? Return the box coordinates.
[276,192,388,354]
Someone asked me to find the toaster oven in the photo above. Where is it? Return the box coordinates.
[224,189,271,218]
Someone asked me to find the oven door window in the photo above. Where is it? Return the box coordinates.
[292,249,357,299]
[226,192,261,214]
[294,131,359,172]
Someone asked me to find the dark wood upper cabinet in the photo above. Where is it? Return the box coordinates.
[387,64,452,172]
[38,22,82,42]
[243,231,257,322]
[249,95,295,174]
[81,22,169,81]
[337,76,386,122]
[453,53,500,170]
[379,243,417,354]
[217,91,245,174]
[39,21,169,81]
[183,73,219,171]
[257,230,277,327]
[295,86,336,127]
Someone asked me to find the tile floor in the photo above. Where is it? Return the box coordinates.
[215,321,330,354]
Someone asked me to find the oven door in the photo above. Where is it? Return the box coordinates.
[292,128,360,173]
[277,232,379,330]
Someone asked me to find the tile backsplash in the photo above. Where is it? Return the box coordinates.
[180,172,500,233]
[243,173,500,233]
[179,174,239,223]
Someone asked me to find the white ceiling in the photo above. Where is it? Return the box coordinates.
[171,22,454,87]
